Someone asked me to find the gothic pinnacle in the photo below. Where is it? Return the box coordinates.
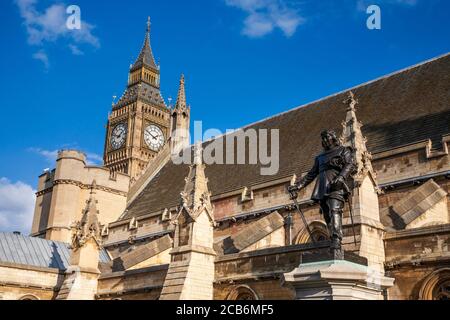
[130,17,157,71]
[175,74,187,110]
[344,91,358,111]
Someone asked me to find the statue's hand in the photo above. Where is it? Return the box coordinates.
[288,183,303,200]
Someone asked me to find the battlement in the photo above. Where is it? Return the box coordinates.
[32,149,131,243]
[57,150,87,163]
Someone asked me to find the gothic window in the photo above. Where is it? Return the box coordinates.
[236,292,256,300]
[19,295,39,300]
[435,281,450,300]
[226,285,259,300]
[312,230,328,242]
[296,221,329,244]
[419,268,450,300]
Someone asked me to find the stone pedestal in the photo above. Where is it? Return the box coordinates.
[282,253,394,300]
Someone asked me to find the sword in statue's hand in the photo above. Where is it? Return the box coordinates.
[341,180,358,247]
[287,184,316,245]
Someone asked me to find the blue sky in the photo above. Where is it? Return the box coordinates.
[0,0,449,233]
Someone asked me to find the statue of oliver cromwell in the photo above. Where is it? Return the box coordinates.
[288,130,356,259]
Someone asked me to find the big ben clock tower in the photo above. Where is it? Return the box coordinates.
[104,18,171,179]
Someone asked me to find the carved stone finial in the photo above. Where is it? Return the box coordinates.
[70,180,102,250]
[174,74,187,111]
[340,92,377,185]
[194,141,203,165]
[344,91,358,111]
[91,180,97,194]
[175,142,213,222]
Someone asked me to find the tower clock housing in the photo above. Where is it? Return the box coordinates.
[104,18,171,180]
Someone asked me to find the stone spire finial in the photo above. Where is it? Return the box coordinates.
[160,140,215,300]
[341,92,377,185]
[344,91,358,111]
[90,180,97,194]
[174,74,187,111]
[170,74,190,154]
[130,17,157,71]
[179,143,213,220]
[71,180,102,250]
[193,141,202,165]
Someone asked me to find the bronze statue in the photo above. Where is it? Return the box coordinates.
[288,130,356,259]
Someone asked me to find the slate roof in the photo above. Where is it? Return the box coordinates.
[123,53,450,220]
[114,82,166,109]
[0,232,110,271]
[114,20,165,110]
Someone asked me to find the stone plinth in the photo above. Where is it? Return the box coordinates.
[282,254,394,300]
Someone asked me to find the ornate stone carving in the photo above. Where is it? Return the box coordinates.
[341,91,380,192]
[70,181,102,250]
[176,142,214,223]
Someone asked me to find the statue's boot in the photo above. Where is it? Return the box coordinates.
[330,210,344,260]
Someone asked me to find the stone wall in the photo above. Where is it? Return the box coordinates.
[384,224,450,300]
[32,150,130,242]
[0,263,64,300]
[97,265,168,300]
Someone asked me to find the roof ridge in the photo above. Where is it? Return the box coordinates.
[238,52,450,132]
[195,52,450,147]
[123,52,450,220]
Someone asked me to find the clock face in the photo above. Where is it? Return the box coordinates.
[110,123,127,150]
[144,124,165,151]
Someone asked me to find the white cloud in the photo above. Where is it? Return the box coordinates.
[85,152,103,166]
[32,49,49,69]
[0,178,36,235]
[68,44,84,56]
[15,0,100,66]
[28,147,58,163]
[29,147,103,166]
[225,0,305,38]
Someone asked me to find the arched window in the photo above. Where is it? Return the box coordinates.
[19,294,39,300]
[226,285,259,300]
[295,221,329,244]
[435,281,450,300]
[419,268,450,300]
